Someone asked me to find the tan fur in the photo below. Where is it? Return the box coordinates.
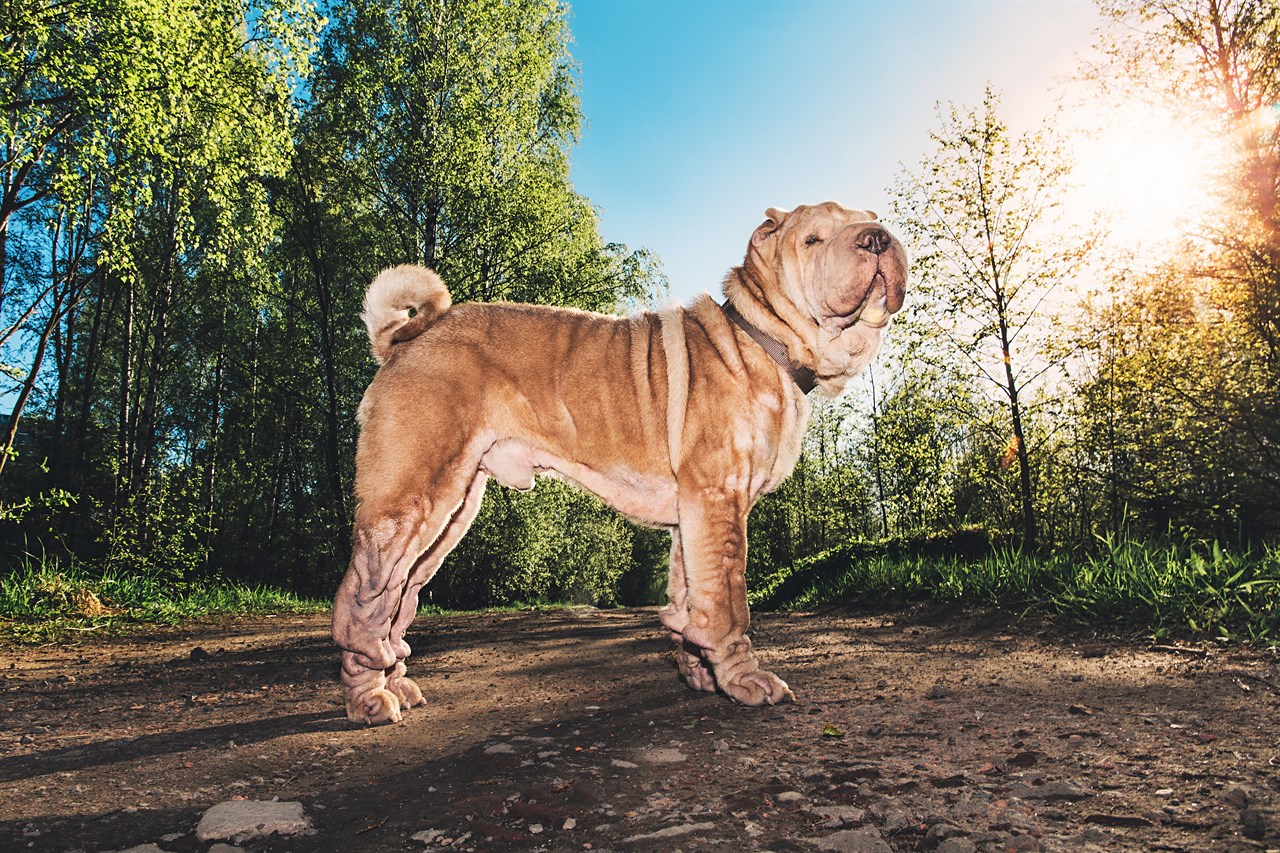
[332,202,908,723]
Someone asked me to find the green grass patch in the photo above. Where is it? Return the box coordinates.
[751,532,1280,642]
[0,556,327,644]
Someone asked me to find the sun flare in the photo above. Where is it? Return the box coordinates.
[1068,102,1228,252]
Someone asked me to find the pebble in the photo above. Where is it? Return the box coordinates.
[811,826,893,852]
[775,790,804,803]
[621,821,716,843]
[926,683,952,700]
[1010,780,1092,801]
[195,800,312,842]
[208,845,245,853]
[483,742,515,754]
[562,818,577,830]
[610,759,638,769]
[410,828,443,844]
[812,805,866,828]
[529,823,544,834]
[638,747,687,764]
[935,839,977,853]
[1224,786,1251,809]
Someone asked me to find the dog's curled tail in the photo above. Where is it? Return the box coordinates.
[362,264,452,363]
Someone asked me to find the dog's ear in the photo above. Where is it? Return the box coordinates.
[751,207,790,246]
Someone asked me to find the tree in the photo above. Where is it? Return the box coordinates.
[890,87,1097,548]
[1084,0,1280,539]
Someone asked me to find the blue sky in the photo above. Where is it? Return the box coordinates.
[566,0,1104,304]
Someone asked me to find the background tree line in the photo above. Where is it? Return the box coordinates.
[1,0,1277,612]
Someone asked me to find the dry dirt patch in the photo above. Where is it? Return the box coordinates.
[1,606,1277,851]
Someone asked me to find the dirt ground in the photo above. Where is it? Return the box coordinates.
[1,605,1278,852]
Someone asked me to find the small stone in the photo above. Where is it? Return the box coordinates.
[208,845,245,853]
[926,683,951,700]
[935,839,977,853]
[1224,787,1250,809]
[813,805,865,827]
[713,739,730,753]
[812,826,893,852]
[195,800,312,841]
[776,790,805,803]
[410,829,443,844]
[1241,808,1267,839]
[638,747,687,764]
[529,823,544,834]
[29,725,49,734]
[190,646,212,661]
[562,818,577,830]
[18,735,33,744]
[1154,788,1174,797]
[622,821,717,843]
[483,742,515,754]
[610,759,638,769]
[1011,780,1092,801]
[925,823,963,843]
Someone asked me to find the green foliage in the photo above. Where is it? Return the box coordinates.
[752,532,1280,643]
[0,553,325,643]
[432,480,637,610]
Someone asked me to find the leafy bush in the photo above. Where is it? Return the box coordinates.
[751,531,1280,642]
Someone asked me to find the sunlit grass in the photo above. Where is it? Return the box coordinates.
[0,556,327,644]
[751,534,1280,642]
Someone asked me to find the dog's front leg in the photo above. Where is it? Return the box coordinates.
[676,488,795,706]
[658,529,716,692]
[333,519,418,724]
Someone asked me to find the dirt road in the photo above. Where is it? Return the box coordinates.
[1,606,1278,851]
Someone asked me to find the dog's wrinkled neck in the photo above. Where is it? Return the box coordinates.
[720,301,817,394]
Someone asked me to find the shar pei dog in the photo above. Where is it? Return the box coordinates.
[333,201,908,724]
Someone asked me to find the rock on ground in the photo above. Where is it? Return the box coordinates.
[194,800,313,842]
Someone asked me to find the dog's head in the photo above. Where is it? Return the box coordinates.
[733,201,908,395]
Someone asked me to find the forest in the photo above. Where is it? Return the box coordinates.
[1,0,1278,632]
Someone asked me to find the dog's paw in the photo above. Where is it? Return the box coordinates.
[721,668,795,707]
[386,673,424,709]
[346,687,403,725]
[675,648,717,693]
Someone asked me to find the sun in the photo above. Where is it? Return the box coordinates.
[1067,100,1228,253]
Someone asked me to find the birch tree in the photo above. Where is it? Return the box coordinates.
[891,88,1096,548]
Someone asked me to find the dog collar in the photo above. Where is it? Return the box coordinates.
[720,301,817,394]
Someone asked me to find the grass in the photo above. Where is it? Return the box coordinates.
[0,556,327,644]
[750,533,1280,643]
[5,533,1277,646]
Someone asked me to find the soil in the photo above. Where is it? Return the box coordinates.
[1,604,1278,852]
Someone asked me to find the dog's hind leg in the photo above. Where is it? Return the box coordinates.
[675,489,795,706]
[333,467,485,725]
[381,471,487,712]
[658,529,716,692]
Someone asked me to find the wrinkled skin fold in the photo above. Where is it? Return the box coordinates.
[333,202,907,723]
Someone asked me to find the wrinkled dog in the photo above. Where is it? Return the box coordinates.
[333,202,908,723]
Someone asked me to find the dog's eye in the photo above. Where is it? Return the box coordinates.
[805,235,821,246]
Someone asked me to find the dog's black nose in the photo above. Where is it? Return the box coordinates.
[858,227,892,255]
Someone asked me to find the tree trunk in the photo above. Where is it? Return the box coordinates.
[0,293,64,477]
